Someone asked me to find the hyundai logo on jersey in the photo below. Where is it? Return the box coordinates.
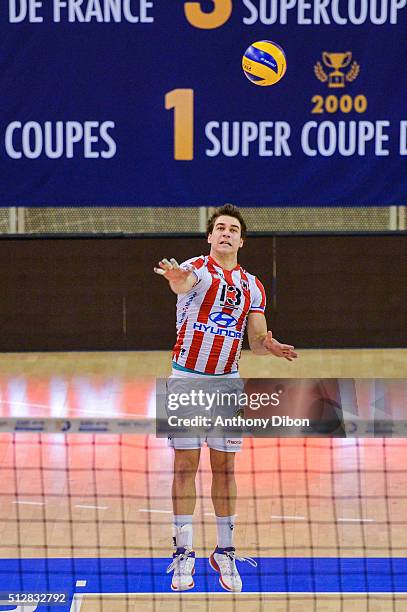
[209,312,237,328]
[194,312,241,338]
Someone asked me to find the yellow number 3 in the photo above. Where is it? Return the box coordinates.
[184,0,232,29]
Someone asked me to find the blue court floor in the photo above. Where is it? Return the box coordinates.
[0,557,406,610]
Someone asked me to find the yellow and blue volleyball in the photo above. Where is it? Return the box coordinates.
[242,40,287,86]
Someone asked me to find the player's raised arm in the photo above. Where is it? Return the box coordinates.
[247,312,298,361]
[154,258,196,295]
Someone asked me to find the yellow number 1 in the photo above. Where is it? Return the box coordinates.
[184,0,232,29]
[165,89,194,161]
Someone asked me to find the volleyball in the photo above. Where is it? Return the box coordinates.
[242,40,287,86]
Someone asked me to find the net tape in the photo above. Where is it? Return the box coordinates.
[0,417,407,436]
[1,421,406,611]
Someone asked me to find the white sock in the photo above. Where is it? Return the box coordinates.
[173,515,193,549]
[216,515,235,548]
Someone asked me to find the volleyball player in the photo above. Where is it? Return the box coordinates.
[154,204,298,592]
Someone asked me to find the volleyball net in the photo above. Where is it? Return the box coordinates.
[0,377,407,611]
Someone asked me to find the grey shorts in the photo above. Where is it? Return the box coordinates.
[166,368,243,453]
[167,434,243,452]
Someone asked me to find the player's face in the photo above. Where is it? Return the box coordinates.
[207,215,244,255]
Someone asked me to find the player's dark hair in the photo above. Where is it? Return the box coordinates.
[207,204,247,239]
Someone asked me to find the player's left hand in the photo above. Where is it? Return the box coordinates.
[262,331,298,361]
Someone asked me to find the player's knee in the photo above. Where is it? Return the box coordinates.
[174,451,199,480]
[211,453,235,478]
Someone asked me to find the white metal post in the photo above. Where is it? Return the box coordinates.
[389,206,398,230]
[17,207,25,233]
[398,206,406,230]
[199,206,207,232]
[8,207,17,233]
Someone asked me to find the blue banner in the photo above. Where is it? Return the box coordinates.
[1,1,406,206]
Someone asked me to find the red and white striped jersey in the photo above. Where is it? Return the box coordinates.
[172,255,266,375]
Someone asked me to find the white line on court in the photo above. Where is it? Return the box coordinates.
[271,515,306,520]
[74,505,108,510]
[13,500,45,506]
[271,515,375,523]
[138,509,172,514]
[70,579,87,612]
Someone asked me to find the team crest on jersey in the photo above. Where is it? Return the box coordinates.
[225,286,239,305]
[220,283,242,309]
[241,280,249,291]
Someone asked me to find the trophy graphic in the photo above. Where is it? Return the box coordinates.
[314,52,360,88]
[322,52,352,88]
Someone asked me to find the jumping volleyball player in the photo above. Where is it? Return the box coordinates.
[154,204,298,592]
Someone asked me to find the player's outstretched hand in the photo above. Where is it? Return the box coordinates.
[154,258,192,284]
[263,331,298,361]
